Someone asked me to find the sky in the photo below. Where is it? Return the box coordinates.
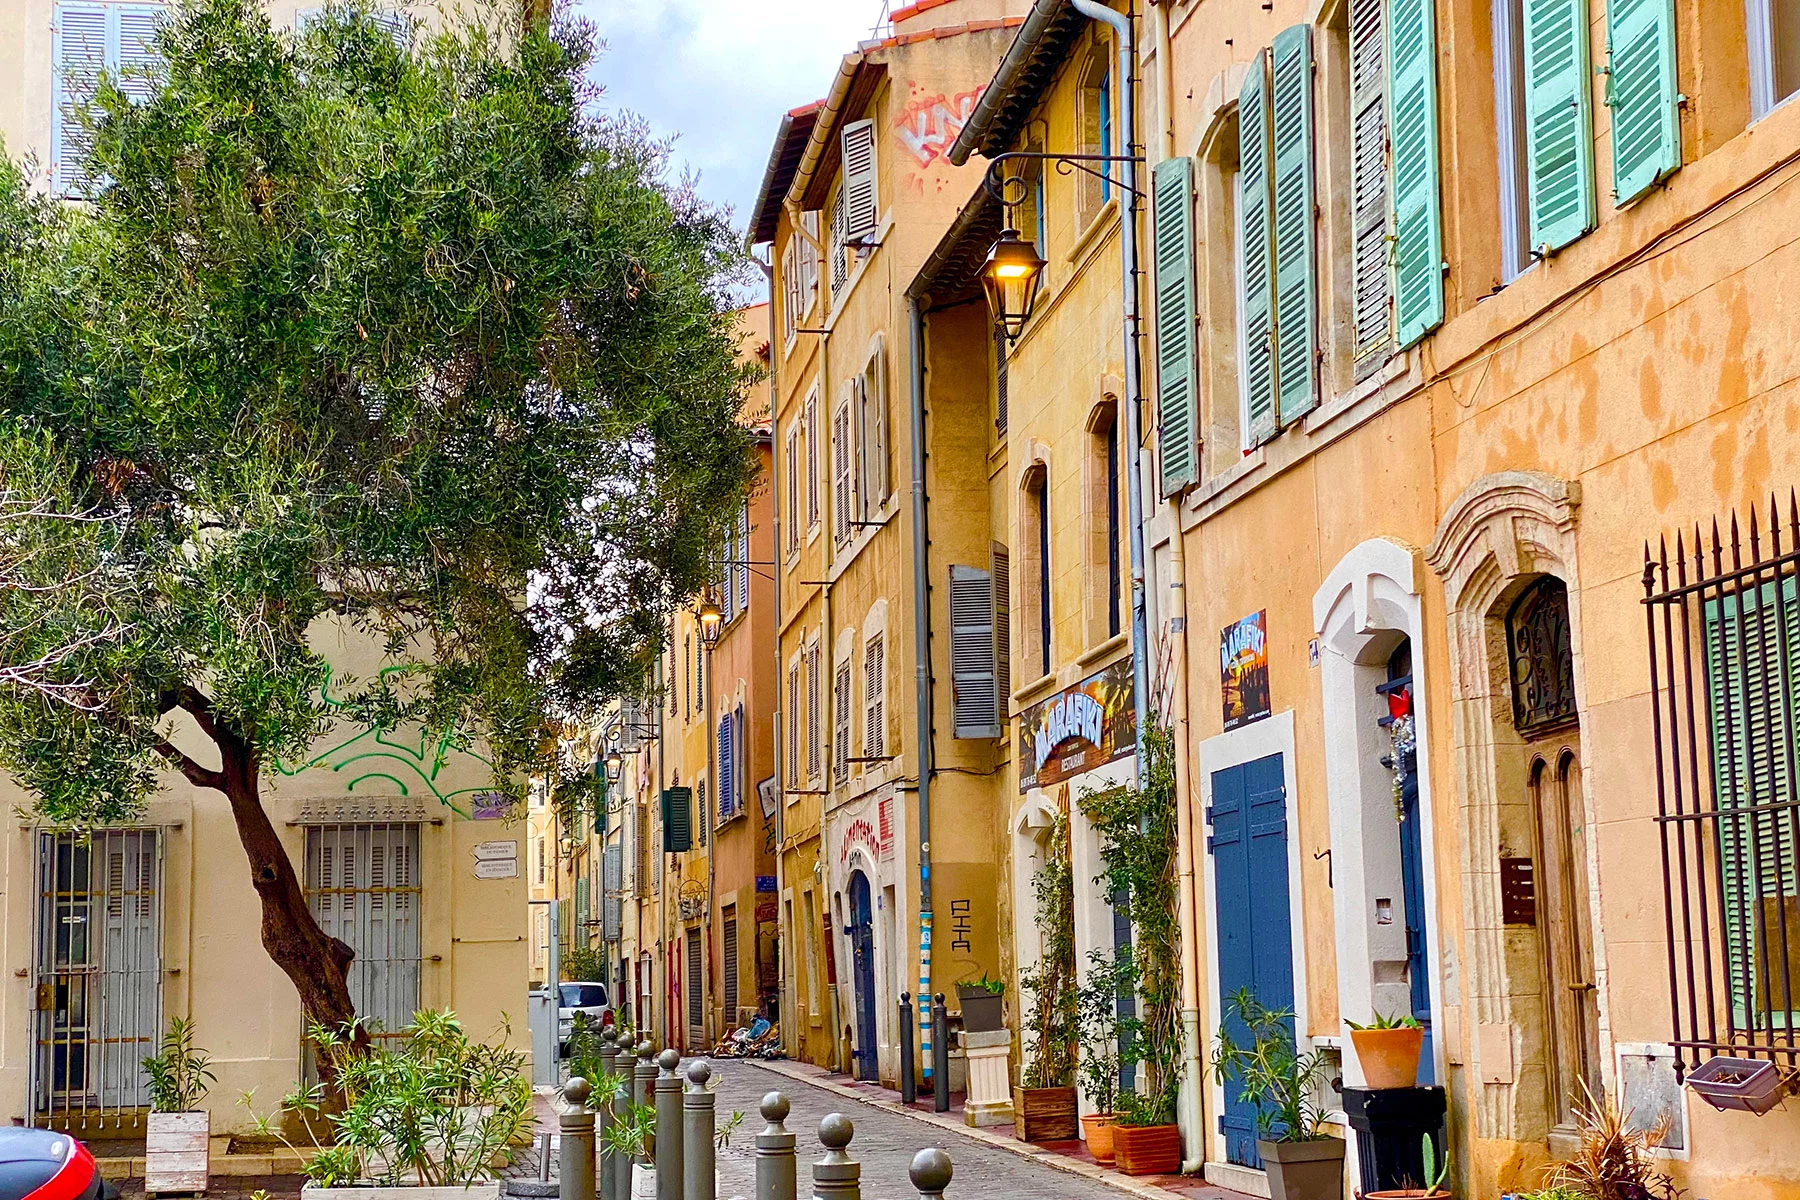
[575,0,892,271]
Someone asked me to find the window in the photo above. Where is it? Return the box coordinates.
[537,837,547,884]
[833,660,852,785]
[1749,0,1800,115]
[832,397,854,546]
[54,3,166,198]
[786,658,801,787]
[800,211,822,308]
[805,392,821,531]
[717,711,735,825]
[683,634,692,718]
[1506,577,1578,734]
[1493,0,1534,281]
[864,633,886,762]
[806,639,822,783]
[697,776,708,847]
[858,348,888,519]
[1152,157,1199,491]
[828,188,849,300]
[781,238,802,345]
[1091,412,1122,640]
[949,564,1001,739]
[786,424,800,552]
[1520,0,1597,255]
[1023,466,1052,679]
[305,824,420,1037]
[1079,51,1114,226]
[840,118,880,242]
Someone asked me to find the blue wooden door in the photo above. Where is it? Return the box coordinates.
[1396,764,1434,1083]
[848,871,879,1081]
[1209,754,1296,1168]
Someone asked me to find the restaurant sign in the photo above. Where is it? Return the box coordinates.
[1017,658,1135,793]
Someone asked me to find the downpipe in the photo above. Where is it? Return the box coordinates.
[907,295,936,1084]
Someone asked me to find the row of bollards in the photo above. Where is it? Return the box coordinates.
[555,1052,954,1200]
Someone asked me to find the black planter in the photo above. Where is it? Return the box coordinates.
[955,984,1005,1033]
[1343,1086,1446,1195]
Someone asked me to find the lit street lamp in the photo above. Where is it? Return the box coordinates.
[981,227,1047,342]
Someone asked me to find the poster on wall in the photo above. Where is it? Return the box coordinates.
[1220,610,1271,730]
[1016,657,1136,793]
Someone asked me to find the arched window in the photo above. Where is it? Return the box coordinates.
[1506,576,1577,734]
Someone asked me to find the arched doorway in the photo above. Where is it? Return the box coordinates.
[848,870,878,1081]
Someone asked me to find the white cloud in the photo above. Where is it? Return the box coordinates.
[575,0,887,233]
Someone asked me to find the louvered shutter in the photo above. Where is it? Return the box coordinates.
[1704,583,1800,1026]
[1271,25,1318,425]
[1350,0,1391,366]
[840,118,880,241]
[1606,0,1679,205]
[991,545,1012,711]
[787,664,801,785]
[1389,0,1445,346]
[1239,55,1278,445]
[806,643,821,781]
[686,934,704,1033]
[575,875,590,939]
[661,786,693,853]
[829,189,849,297]
[832,399,853,545]
[737,507,750,614]
[833,661,852,784]
[950,565,1001,739]
[864,634,885,761]
[603,843,623,941]
[1523,0,1595,253]
[53,4,108,198]
[733,704,746,816]
[994,330,1010,433]
[723,911,740,1021]
[115,5,165,106]
[1152,156,1199,495]
[718,715,733,825]
[698,777,709,846]
[786,427,800,549]
[805,396,820,526]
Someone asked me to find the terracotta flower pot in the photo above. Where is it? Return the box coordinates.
[1111,1123,1181,1176]
[1364,1190,1451,1199]
[1350,1026,1425,1089]
[1079,1112,1117,1163]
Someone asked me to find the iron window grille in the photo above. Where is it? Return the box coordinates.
[1507,575,1579,734]
[1645,494,1800,1073]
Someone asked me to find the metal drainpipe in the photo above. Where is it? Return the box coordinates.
[758,256,790,1037]
[1148,0,1206,1169]
[1069,0,1151,759]
[906,295,935,1083]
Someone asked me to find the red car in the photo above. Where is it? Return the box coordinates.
[0,1129,111,1200]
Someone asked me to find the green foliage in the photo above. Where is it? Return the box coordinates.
[1422,1132,1450,1195]
[715,1110,746,1150]
[1078,720,1181,1128]
[965,974,1005,995]
[1018,811,1077,1090]
[143,1015,216,1113]
[1209,989,1333,1144]
[603,1101,657,1163]
[1076,949,1123,1116]
[0,0,753,835]
[562,945,606,985]
[297,1009,533,1187]
[1346,1010,1423,1031]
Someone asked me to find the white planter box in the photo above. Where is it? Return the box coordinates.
[302,1185,502,1200]
[147,1111,209,1195]
[628,1164,655,1200]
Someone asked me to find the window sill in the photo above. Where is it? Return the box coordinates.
[1076,631,1131,672]
[1066,197,1121,269]
[1011,670,1062,710]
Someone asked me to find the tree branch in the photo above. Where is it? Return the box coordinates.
[152,735,227,792]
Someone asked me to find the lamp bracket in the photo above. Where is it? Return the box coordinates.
[982,151,1145,205]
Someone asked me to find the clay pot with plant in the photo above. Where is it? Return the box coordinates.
[1348,1010,1426,1090]
[1364,1133,1453,1199]
[1211,989,1346,1200]
[1075,949,1124,1163]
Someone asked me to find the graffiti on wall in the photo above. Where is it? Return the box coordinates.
[894,87,983,168]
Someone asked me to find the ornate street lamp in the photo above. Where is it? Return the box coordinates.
[697,595,723,649]
[981,228,1047,342]
[602,745,623,781]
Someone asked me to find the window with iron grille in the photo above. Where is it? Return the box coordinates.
[305,824,421,1040]
[1646,496,1800,1072]
[1507,576,1578,734]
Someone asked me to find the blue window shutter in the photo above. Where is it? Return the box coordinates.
[1523,0,1596,252]
[1388,0,1445,346]
[1239,52,1278,446]
[114,5,166,106]
[53,3,109,198]
[1153,156,1199,495]
[1270,24,1318,426]
[1605,0,1679,206]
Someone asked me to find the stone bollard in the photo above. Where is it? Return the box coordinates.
[898,994,916,1106]
[654,1049,685,1200]
[909,1149,952,1200]
[613,1080,635,1200]
[636,1041,658,1108]
[560,1077,597,1200]
[596,1065,616,1200]
[754,1093,796,1200]
[811,1115,859,1200]
[682,1060,714,1200]
[600,1026,621,1081]
[931,996,950,1113]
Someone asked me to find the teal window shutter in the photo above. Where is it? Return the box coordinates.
[1152,156,1199,495]
[1703,582,1800,1029]
[1271,24,1318,426]
[1523,0,1596,253]
[1238,52,1278,447]
[1388,0,1445,347]
[1349,0,1392,368]
[1605,0,1679,206]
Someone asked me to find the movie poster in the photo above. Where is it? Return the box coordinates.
[1220,611,1271,730]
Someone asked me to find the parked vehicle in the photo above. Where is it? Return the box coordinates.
[559,981,613,1054]
[0,1128,110,1200]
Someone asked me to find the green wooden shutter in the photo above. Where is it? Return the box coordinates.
[1523,0,1596,253]
[1606,0,1679,206]
[1153,156,1199,494]
[1388,0,1445,346]
[1271,25,1318,425]
[1239,53,1277,446]
[1704,583,1800,1028]
[1349,0,1391,368]
[661,786,693,854]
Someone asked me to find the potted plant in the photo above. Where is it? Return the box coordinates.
[1484,1082,1679,1200]
[1365,1133,1452,1199]
[144,1016,217,1195]
[1014,813,1079,1143]
[955,976,1007,1034]
[1080,723,1184,1177]
[604,1102,658,1200]
[1211,989,1345,1200]
[267,1010,531,1199]
[1347,1010,1425,1090]
[1075,950,1122,1163]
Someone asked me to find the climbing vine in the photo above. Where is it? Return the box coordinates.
[1079,719,1182,1128]
[1018,811,1078,1089]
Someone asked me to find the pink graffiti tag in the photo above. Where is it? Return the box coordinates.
[895,88,983,168]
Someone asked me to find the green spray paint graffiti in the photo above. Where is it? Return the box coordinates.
[272,667,501,815]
